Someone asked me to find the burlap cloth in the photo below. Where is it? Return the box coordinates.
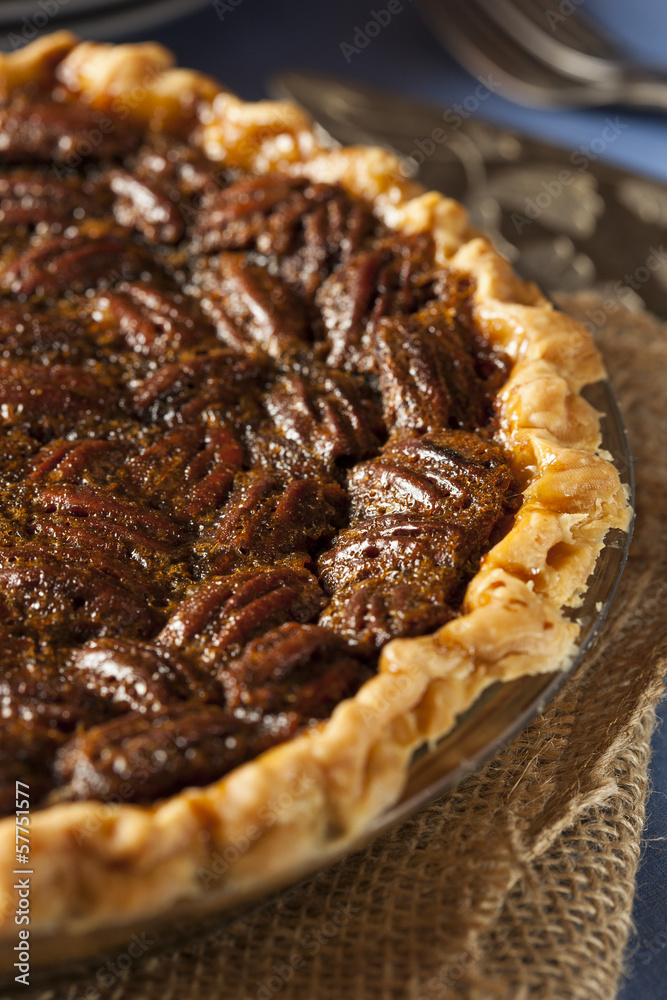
[16,295,667,1000]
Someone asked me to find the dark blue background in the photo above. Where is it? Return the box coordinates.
[118,3,667,996]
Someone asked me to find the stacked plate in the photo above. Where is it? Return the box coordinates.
[0,0,209,51]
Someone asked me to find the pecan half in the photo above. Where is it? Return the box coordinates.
[0,101,140,164]
[125,423,243,520]
[198,471,347,574]
[0,364,119,437]
[0,169,108,226]
[373,303,488,433]
[220,623,369,721]
[28,439,126,489]
[30,515,183,583]
[192,175,307,253]
[194,176,375,297]
[317,234,438,372]
[36,485,187,544]
[258,369,384,474]
[132,349,266,429]
[1,228,153,298]
[317,513,472,595]
[199,253,311,359]
[91,281,217,359]
[0,303,92,365]
[348,430,517,533]
[110,170,185,245]
[319,575,457,651]
[67,638,212,715]
[54,703,266,802]
[0,633,107,733]
[0,549,161,643]
[158,564,326,666]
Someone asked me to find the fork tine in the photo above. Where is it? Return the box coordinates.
[416,0,667,110]
[417,0,596,104]
[506,0,621,61]
[474,0,623,81]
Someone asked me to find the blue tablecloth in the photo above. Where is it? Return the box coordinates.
[119,4,667,996]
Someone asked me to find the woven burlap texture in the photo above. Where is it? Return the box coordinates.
[16,296,667,1000]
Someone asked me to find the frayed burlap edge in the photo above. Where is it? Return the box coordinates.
[9,295,667,1000]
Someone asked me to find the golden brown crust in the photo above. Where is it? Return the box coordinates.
[0,36,631,949]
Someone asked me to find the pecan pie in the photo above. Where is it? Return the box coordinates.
[0,33,630,953]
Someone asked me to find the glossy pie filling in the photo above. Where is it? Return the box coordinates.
[0,93,519,815]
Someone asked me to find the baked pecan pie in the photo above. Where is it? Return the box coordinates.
[0,33,630,956]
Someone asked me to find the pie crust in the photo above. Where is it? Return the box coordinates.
[0,33,631,953]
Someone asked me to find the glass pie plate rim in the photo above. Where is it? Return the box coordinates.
[2,377,634,986]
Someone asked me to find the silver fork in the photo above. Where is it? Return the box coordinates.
[415,0,667,110]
